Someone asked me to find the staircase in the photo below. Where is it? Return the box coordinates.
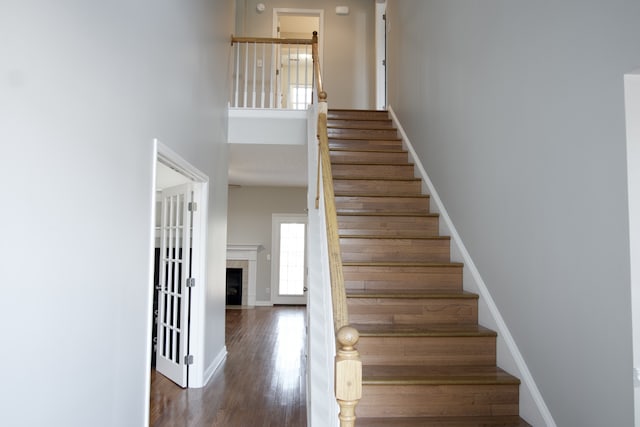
[327,109,532,427]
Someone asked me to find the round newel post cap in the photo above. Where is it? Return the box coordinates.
[319,91,328,102]
[337,326,359,351]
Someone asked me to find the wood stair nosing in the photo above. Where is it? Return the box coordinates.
[340,234,449,240]
[343,261,463,268]
[329,147,407,155]
[327,109,390,120]
[333,176,421,182]
[353,323,497,338]
[335,193,429,199]
[354,416,532,427]
[337,211,438,218]
[346,289,478,300]
[361,365,520,386]
[327,118,394,126]
[327,134,400,141]
[330,151,409,165]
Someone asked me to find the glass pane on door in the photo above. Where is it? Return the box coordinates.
[278,223,306,296]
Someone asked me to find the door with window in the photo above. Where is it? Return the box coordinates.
[271,214,308,305]
[155,183,194,387]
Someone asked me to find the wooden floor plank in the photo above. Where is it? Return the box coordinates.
[149,306,307,427]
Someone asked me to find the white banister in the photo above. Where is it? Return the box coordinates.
[231,35,314,110]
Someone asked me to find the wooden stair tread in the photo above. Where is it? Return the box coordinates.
[347,290,478,299]
[333,176,422,182]
[337,211,437,218]
[340,234,450,240]
[353,323,497,337]
[331,160,412,165]
[329,137,402,142]
[362,365,520,385]
[327,135,399,141]
[328,125,396,131]
[335,193,429,198]
[356,416,532,427]
[343,261,464,267]
[330,146,405,153]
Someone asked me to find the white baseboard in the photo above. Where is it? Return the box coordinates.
[254,301,274,307]
[202,346,227,387]
[388,105,555,427]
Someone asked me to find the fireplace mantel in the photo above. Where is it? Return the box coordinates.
[226,245,263,306]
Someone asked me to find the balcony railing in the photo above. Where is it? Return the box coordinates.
[230,36,314,109]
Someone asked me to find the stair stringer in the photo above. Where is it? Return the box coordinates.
[388,105,556,427]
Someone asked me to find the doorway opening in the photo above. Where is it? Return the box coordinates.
[375,0,387,109]
[226,268,243,305]
[150,140,209,391]
[273,8,323,110]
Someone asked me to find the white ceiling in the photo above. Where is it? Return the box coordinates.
[228,144,307,187]
[156,144,306,191]
[156,161,191,190]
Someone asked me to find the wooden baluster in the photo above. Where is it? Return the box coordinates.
[335,326,362,427]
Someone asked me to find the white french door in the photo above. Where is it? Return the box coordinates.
[271,214,308,305]
[155,183,193,387]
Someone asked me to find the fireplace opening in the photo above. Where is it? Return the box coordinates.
[226,268,243,305]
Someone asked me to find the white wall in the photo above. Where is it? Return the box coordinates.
[0,1,233,426]
[235,0,376,109]
[227,186,307,302]
[386,1,640,426]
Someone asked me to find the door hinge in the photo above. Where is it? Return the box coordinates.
[186,277,196,288]
[382,59,386,66]
[188,202,197,212]
[383,13,386,21]
[184,354,194,365]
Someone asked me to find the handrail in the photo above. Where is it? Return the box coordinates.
[311,31,362,427]
[311,32,326,103]
[231,35,313,45]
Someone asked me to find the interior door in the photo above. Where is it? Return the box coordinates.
[155,183,193,387]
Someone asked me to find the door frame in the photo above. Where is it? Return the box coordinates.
[375,0,387,110]
[270,213,308,305]
[624,70,640,424]
[273,8,324,68]
[152,139,209,388]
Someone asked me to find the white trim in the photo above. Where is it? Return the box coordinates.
[273,8,324,69]
[144,141,159,426]
[375,1,387,110]
[227,244,263,306]
[154,139,210,389]
[202,346,228,387]
[270,213,308,305]
[387,106,556,427]
[254,301,275,307]
[624,69,640,425]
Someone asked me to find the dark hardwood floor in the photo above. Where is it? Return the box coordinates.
[150,306,307,427]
